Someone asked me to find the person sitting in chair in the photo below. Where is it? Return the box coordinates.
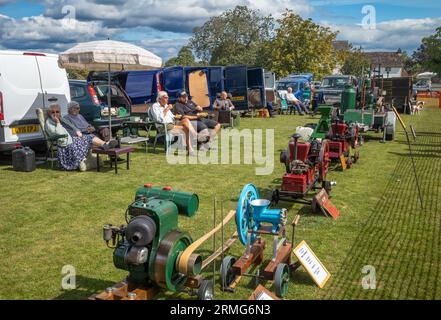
[150,91,198,156]
[63,101,123,162]
[62,101,106,139]
[213,91,235,111]
[174,91,221,145]
[286,87,310,115]
[45,103,116,171]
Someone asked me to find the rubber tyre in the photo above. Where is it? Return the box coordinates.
[220,256,237,290]
[198,280,214,300]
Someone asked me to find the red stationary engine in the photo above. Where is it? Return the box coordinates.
[328,120,360,167]
[275,134,332,203]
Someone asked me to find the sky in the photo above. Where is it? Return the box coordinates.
[0,0,440,61]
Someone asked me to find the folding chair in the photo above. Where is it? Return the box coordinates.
[147,107,183,154]
[36,108,68,168]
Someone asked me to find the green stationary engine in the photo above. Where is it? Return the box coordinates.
[341,79,396,141]
[102,184,209,296]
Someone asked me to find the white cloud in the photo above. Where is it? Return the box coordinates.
[324,17,441,52]
[0,13,116,52]
[0,0,438,59]
[139,37,191,61]
[42,0,313,32]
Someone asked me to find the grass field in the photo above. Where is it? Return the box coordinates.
[0,108,440,300]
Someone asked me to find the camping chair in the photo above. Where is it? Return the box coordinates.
[215,110,234,128]
[275,91,288,114]
[146,107,183,154]
[36,108,68,168]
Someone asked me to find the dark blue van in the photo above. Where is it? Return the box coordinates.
[124,70,160,105]
[122,66,213,111]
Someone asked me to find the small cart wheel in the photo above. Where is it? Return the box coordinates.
[274,263,290,298]
[220,256,237,290]
[198,279,214,300]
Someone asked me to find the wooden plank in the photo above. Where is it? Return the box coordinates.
[202,233,238,270]
[112,281,128,298]
[263,243,292,280]
[178,210,236,275]
[89,282,159,300]
[340,154,347,171]
[312,189,340,220]
[232,240,265,275]
[93,291,115,300]
[188,70,210,108]
[249,285,280,300]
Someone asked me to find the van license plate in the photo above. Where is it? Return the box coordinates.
[12,125,39,135]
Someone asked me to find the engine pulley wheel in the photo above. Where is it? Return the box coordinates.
[236,184,259,245]
[153,230,192,292]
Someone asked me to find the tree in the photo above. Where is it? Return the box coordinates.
[165,45,197,67]
[341,47,370,77]
[66,69,89,80]
[190,6,274,66]
[421,27,441,75]
[268,11,339,79]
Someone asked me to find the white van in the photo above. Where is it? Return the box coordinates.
[0,51,70,152]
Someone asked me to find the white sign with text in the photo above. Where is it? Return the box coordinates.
[293,241,331,288]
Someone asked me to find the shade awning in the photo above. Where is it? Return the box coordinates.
[58,40,163,71]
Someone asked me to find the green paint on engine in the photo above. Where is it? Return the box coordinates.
[135,186,199,217]
[112,186,199,291]
[311,105,334,140]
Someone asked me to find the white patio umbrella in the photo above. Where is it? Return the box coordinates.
[59,40,162,139]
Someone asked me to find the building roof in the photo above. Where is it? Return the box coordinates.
[364,51,404,68]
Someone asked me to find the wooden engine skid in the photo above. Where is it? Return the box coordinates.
[220,184,301,298]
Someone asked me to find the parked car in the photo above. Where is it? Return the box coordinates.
[276,76,312,102]
[69,73,132,133]
[315,75,358,105]
[0,51,70,152]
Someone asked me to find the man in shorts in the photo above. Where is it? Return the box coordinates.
[150,91,198,155]
[174,91,221,144]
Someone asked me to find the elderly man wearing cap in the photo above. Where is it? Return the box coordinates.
[174,90,221,148]
[151,91,198,155]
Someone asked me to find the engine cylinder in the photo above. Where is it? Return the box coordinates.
[126,215,157,246]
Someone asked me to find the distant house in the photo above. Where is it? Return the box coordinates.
[364,49,407,78]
